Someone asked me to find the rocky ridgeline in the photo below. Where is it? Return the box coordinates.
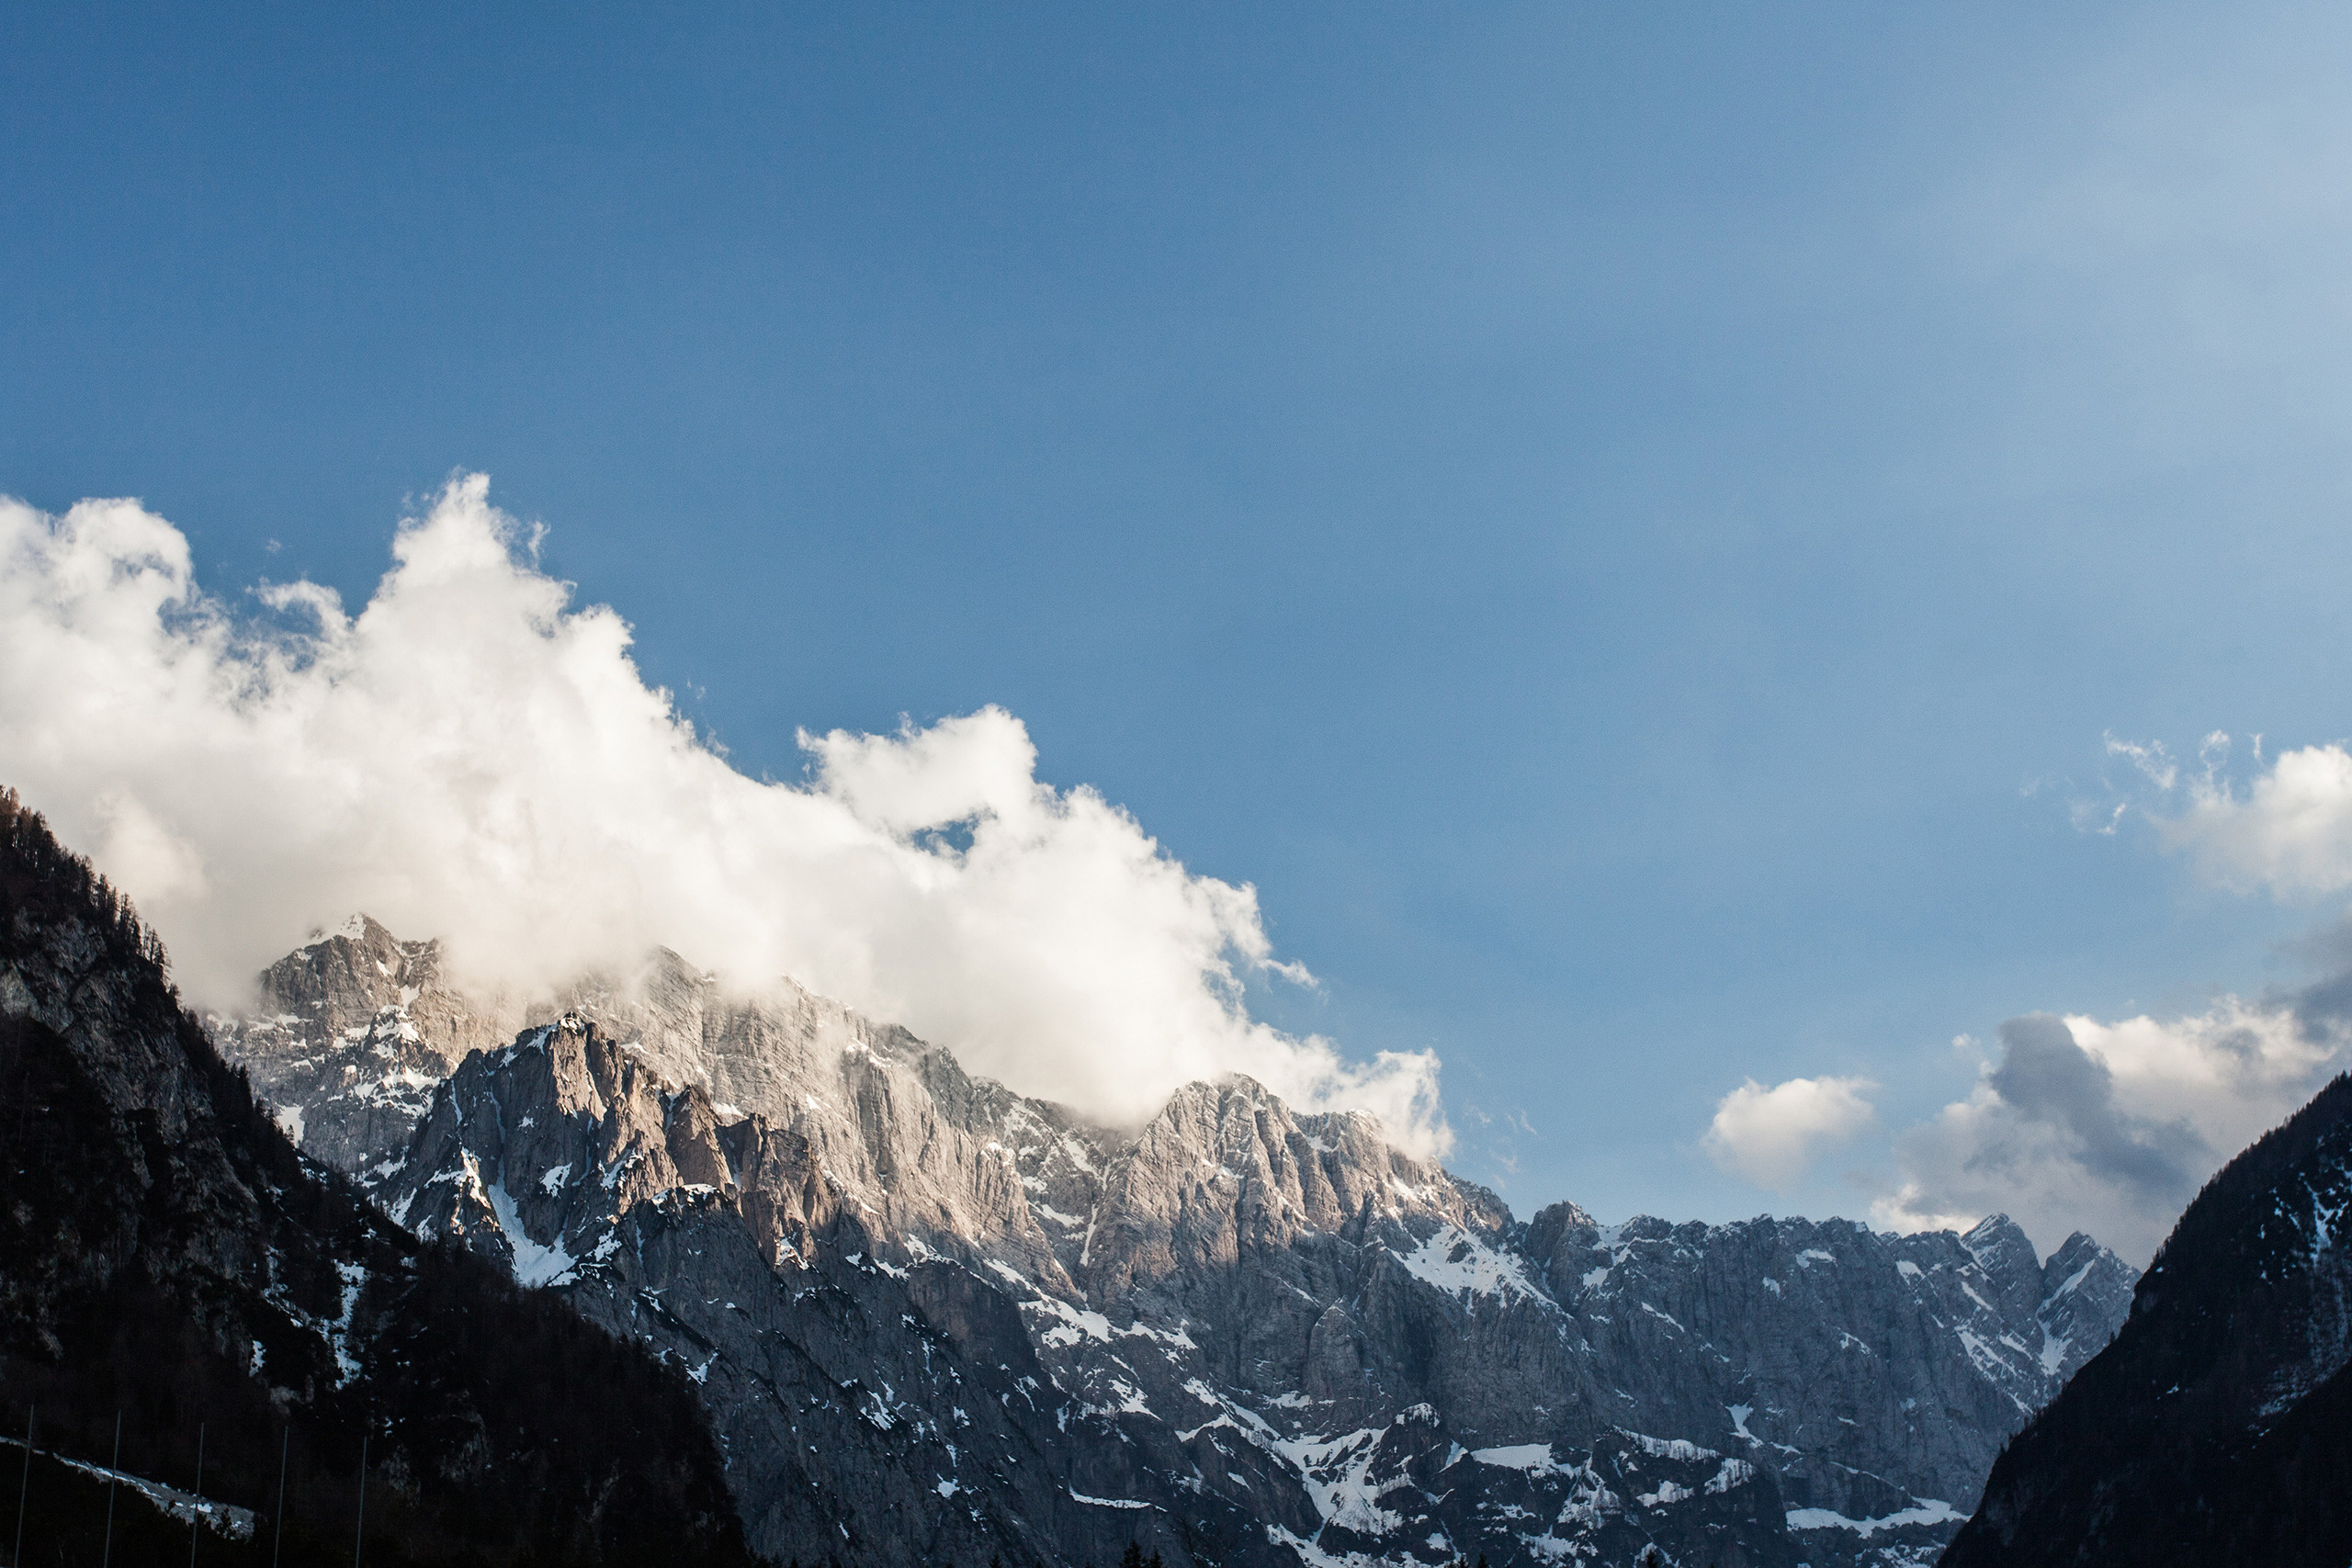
[213,920,2138,1568]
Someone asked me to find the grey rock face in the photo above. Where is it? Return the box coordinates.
[1521,1208,2134,1566]
[216,924,2138,1568]
[205,916,526,1180]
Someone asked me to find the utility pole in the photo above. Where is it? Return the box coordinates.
[188,1422,204,1568]
[12,1403,31,1568]
[272,1426,289,1568]
[352,1432,368,1568]
[100,1411,119,1568]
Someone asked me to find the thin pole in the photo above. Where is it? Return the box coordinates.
[272,1426,289,1568]
[12,1403,31,1568]
[101,1411,119,1568]
[188,1421,204,1568]
[351,1432,368,1568]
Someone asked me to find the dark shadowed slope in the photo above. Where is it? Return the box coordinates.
[0,788,760,1568]
[1942,1072,2352,1568]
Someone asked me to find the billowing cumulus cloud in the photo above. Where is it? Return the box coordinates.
[2161,739,2352,897]
[1702,1074,1876,1191]
[1917,729,2352,1259]
[1873,999,2346,1263]
[0,477,1446,1151]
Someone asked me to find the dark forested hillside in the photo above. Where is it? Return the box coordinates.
[0,788,760,1567]
[1941,1072,2352,1568]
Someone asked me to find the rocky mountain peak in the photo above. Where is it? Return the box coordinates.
[1078,1074,1485,1301]
[208,910,526,1176]
[1958,1212,2048,1319]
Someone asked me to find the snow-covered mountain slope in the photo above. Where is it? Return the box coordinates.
[1943,1071,2352,1567]
[213,919,2136,1568]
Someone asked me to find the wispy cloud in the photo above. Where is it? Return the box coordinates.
[2104,733,2177,793]
[1914,725,2352,1259]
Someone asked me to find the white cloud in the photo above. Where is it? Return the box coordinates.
[1873,998,2344,1264]
[0,477,1447,1153]
[2104,734,2177,793]
[1970,727,2352,1259]
[1701,1075,1876,1191]
[2161,739,2352,897]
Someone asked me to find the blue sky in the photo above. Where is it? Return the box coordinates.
[9,3,2352,1247]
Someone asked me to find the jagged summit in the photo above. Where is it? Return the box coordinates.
[209,912,526,1176]
[210,916,2139,1568]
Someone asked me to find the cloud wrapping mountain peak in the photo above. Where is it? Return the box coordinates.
[0,475,1444,1151]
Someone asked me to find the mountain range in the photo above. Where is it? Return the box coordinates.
[208,914,2139,1568]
